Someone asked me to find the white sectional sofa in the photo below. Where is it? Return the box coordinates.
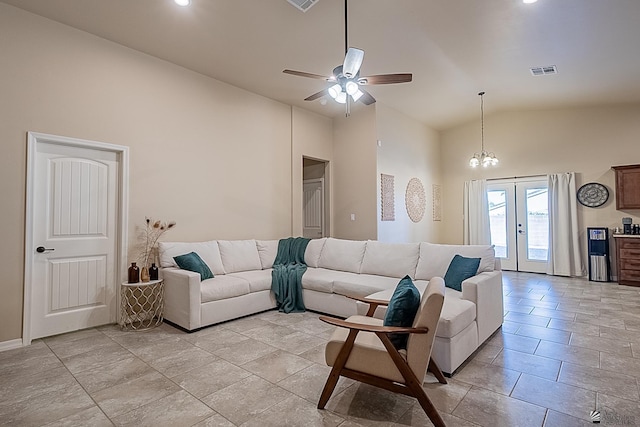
[158,237,503,374]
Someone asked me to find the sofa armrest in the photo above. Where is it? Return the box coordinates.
[461,270,503,344]
[162,268,202,330]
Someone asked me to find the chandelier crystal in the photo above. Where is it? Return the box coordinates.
[469,91,498,168]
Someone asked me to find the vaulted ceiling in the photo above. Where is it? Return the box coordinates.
[3,0,640,130]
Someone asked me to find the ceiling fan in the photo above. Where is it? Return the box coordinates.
[283,0,413,116]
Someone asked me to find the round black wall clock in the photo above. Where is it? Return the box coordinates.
[577,182,609,207]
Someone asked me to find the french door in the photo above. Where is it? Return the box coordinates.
[488,178,549,273]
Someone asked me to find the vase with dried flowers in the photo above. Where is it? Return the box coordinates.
[138,217,176,282]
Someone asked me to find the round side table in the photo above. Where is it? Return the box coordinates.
[119,279,164,331]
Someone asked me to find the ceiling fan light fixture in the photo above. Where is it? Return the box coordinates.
[328,84,342,99]
[174,0,190,6]
[335,92,347,104]
[345,81,359,96]
[350,89,363,102]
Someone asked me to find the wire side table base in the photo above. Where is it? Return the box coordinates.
[119,279,164,331]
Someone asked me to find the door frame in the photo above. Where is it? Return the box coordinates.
[303,178,325,238]
[23,132,129,345]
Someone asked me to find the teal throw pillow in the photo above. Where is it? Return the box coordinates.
[174,252,214,280]
[383,275,421,350]
[443,254,481,292]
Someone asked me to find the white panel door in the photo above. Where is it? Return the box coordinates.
[29,140,119,340]
[303,179,324,239]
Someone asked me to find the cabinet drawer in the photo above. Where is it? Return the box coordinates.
[620,269,640,282]
[620,240,640,250]
[621,248,640,258]
[621,259,640,271]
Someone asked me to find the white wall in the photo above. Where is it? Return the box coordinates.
[332,106,379,240]
[376,104,442,243]
[440,105,640,274]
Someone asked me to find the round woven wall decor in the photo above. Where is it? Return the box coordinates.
[405,178,426,223]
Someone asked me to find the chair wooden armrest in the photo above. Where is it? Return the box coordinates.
[343,294,391,306]
[319,315,429,335]
[341,294,390,317]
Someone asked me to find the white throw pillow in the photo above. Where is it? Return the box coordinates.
[415,242,495,280]
[256,240,279,269]
[158,240,225,275]
[218,240,263,273]
[304,238,327,268]
[360,241,420,278]
[318,238,367,273]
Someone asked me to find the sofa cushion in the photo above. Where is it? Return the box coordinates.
[415,243,495,280]
[318,238,367,273]
[301,268,348,293]
[174,252,214,281]
[304,238,326,268]
[218,240,262,273]
[360,241,420,278]
[332,274,401,298]
[443,255,481,292]
[158,240,225,275]
[437,288,477,338]
[228,270,273,292]
[200,275,251,303]
[383,276,421,349]
[256,240,279,269]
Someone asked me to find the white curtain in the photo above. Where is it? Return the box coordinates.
[547,173,585,276]
[463,180,492,245]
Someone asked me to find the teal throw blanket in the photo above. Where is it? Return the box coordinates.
[271,237,310,313]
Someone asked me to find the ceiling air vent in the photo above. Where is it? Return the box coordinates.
[530,65,558,76]
[287,0,319,12]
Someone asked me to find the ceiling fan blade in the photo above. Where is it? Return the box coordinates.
[304,89,327,101]
[358,73,413,85]
[342,47,364,78]
[283,69,331,80]
[359,88,376,105]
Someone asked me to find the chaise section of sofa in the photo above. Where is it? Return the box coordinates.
[158,237,503,374]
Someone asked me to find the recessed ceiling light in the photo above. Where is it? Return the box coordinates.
[174,0,190,6]
[523,0,538,3]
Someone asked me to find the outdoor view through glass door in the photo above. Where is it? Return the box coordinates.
[488,178,549,273]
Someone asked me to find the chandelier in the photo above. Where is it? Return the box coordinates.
[469,91,498,168]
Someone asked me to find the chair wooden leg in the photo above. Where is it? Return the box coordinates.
[428,357,448,384]
[377,333,447,427]
[318,329,359,409]
[412,382,446,427]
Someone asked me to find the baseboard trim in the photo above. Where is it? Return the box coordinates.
[0,338,24,352]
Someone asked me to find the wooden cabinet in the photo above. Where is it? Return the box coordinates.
[615,236,640,286]
[613,164,640,209]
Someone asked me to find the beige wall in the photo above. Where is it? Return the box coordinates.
[292,107,334,236]
[376,104,442,243]
[441,105,640,273]
[0,4,332,342]
[332,107,378,240]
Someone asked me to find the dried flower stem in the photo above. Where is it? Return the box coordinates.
[138,217,176,267]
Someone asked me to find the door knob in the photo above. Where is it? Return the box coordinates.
[36,246,55,253]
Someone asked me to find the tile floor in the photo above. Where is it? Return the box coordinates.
[2,271,640,426]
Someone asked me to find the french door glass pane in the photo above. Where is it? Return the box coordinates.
[526,188,549,261]
[488,190,507,258]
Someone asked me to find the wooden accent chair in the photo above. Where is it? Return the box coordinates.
[317,277,447,427]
